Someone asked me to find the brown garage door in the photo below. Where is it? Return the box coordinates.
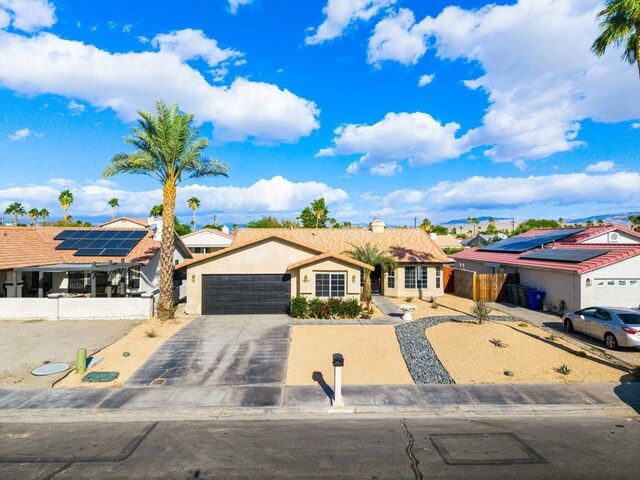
[201,274,291,315]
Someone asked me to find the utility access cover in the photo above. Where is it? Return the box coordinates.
[31,363,69,376]
[430,433,546,465]
[82,371,119,382]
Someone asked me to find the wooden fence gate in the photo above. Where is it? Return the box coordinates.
[452,269,519,302]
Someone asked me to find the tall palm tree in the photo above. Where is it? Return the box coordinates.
[39,208,49,226]
[187,196,200,231]
[108,197,120,220]
[592,0,640,79]
[28,208,39,226]
[58,190,74,224]
[104,101,229,320]
[4,202,26,226]
[343,243,398,302]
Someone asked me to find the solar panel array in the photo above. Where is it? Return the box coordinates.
[54,230,147,257]
[478,228,585,253]
[519,249,611,263]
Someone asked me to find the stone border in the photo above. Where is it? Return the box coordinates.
[396,315,518,384]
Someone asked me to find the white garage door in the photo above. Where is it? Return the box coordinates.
[593,279,640,308]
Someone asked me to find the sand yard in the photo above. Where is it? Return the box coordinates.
[286,325,413,385]
[56,312,195,388]
[426,320,634,384]
[386,294,509,319]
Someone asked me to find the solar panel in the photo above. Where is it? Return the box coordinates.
[56,239,80,250]
[101,248,131,257]
[55,228,147,257]
[73,248,105,256]
[519,249,610,263]
[478,228,585,253]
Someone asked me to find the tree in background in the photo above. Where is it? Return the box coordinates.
[246,216,300,228]
[343,243,398,302]
[298,197,335,228]
[58,190,74,224]
[108,198,119,220]
[586,219,595,226]
[149,204,163,218]
[467,217,480,236]
[484,217,498,235]
[629,214,640,231]
[39,208,49,226]
[558,217,565,228]
[187,196,200,231]
[105,101,228,320]
[419,218,432,232]
[432,225,448,235]
[512,219,560,235]
[4,202,26,226]
[592,0,640,79]
[28,208,39,226]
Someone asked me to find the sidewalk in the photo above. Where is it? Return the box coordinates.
[1,382,638,421]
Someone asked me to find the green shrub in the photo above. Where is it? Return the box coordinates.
[361,300,374,319]
[427,296,435,303]
[145,330,157,338]
[554,364,572,375]
[489,338,507,348]
[518,322,529,328]
[573,350,587,358]
[308,298,328,319]
[503,370,514,377]
[405,297,414,302]
[548,334,559,342]
[290,296,309,318]
[470,300,492,324]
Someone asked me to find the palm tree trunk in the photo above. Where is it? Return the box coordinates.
[193,209,196,231]
[157,178,177,320]
[63,206,68,223]
[362,270,372,302]
[112,207,115,220]
[13,213,18,226]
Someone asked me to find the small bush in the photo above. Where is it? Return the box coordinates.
[292,297,365,319]
[573,350,587,358]
[405,297,414,303]
[554,364,572,375]
[503,370,514,377]
[470,300,492,324]
[290,296,309,318]
[489,338,507,348]
[122,351,130,357]
[548,334,559,342]
[431,303,439,309]
[361,300,375,319]
[145,330,157,338]
[427,296,435,303]
[518,322,529,328]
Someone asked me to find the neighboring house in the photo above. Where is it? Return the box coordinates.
[452,225,640,312]
[180,227,234,256]
[99,217,148,229]
[177,219,450,315]
[430,234,464,251]
[461,233,508,248]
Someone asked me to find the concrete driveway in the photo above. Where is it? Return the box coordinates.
[126,315,292,387]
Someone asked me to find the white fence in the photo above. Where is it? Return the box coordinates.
[0,297,154,320]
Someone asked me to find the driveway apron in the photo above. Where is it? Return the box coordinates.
[126,315,292,387]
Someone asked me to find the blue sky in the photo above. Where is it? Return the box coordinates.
[0,0,639,227]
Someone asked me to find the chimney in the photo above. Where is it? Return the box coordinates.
[370,218,385,234]
[430,233,437,239]
[221,225,230,234]
[148,216,163,241]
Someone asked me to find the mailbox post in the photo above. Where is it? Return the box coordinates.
[332,353,344,407]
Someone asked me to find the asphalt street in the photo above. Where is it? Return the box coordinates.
[1,415,639,479]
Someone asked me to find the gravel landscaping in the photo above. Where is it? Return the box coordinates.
[395,315,517,384]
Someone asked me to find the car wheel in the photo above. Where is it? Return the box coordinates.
[564,319,574,333]
[604,333,618,350]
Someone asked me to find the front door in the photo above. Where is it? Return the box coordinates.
[371,265,382,296]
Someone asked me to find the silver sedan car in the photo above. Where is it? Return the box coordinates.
[562,307,640,350]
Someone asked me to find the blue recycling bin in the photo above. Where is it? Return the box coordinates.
[526,290,546,311]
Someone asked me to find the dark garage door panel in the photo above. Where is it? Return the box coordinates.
[202,274,291,315]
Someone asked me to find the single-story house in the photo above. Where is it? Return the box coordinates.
[430,234,464,250]
[99,217,149,229]
[180,227,234,256]
[177,219,450,315]
[452,225,640,311]
[461,233,508,248]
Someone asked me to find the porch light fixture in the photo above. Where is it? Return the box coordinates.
[585,278,592,287]
[192,274,195,283]
[352,275,356,283]
[303,275,309,283]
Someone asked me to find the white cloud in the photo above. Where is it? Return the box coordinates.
[632,122,640,129]
[0,0,55,32]
[137,35,149,44]
[585,161,615,173]
[67,100,85,114]
[0,176,348,219]
[418,73,435,87]
[382,171,640,210]
[8,128,31,141]
[122,24,132,34]
[0,30,320,144]
[306,0,395,45]
[151,28,241,68]
[228,0,253,14]
[318,112,467,175]
[367,8,426,66]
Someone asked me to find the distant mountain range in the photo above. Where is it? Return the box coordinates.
[568,212,638,225]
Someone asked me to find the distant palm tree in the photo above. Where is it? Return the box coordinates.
[39,208,49,226]
[343,243,398,302]
[149,204,163,218]
[4,202,26,226]
[597,219,605,226]
[108,197,119,220]
[58,190,74,224]
[104,101,228,320]
[187,196,200,232]
[592,0,640,79]
[28,208,39,226]
[419,218,432,232]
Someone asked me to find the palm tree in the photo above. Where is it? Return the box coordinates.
[419,218,432,232]
[28,208,39,226]
[149,204,163,218]
[187,196,200,231]
[343,243,398,302]
[104,100,229,320]
[4,202,26,226]
[592,0,640,79]
[108,197,119,220]
[58,190,74,224]
[39,208,49,226]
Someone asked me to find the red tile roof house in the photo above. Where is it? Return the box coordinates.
[176,219,450,315]
[451,225,640,312]
[0,217,192,320]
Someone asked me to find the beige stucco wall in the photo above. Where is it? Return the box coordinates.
[184,238,319,315]
[517,268,581,312]
[297,259,362,300]
[383,264,444,299]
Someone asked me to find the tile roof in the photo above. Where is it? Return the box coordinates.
[232,228,449,263]
[99,217,148,228]
[430,235,464,249]
[287,253,375,271]
[0,227,160,270]
[517,225,640,243]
